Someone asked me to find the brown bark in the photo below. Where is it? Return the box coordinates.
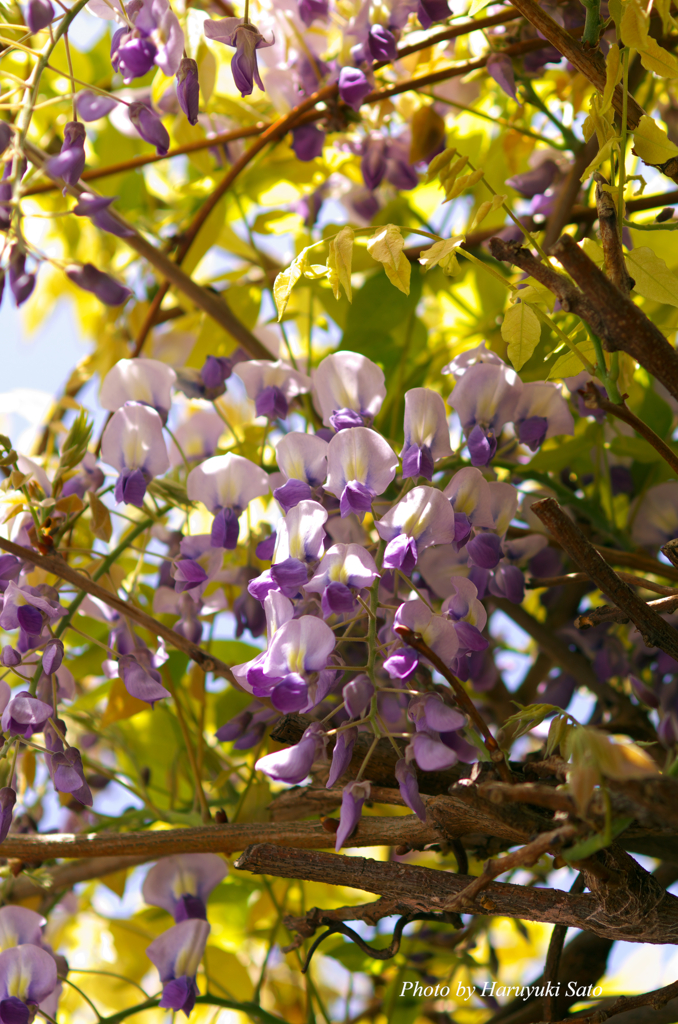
[594,173,634,297]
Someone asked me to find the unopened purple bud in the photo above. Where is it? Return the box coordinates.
[453,511,472,548]
[9,252,36,307]
[485,52,517,100]
[255,532,276,561]
[0,787,15,842]
[383,646,419,679]
[537,672,576,709]
[467,532,503,570]
[200,355,232,390]
[291,124,325,162]
[17,605,43,636]
[298,0,328,25]
[335,779,370,850]
[659,711,678,748]
[77,90,118,121]
[327,727,356,788]
[629,673,660,709]
[256,385,288,419]
[25,0,54,32]
[117,35,158,80]
[128,102,170,156]
[216,708,254,743]
[270,557,308,591]
[517,415,548,451]
[273,478,312,513]
[42,638,64,675]
[488,564,524,603]
[401,443,434,481]
[115,468,147,507]
[177,57,200,125]
[160,977,196,1015]
[467,425,497,466]
[383,534,418,576]
[46,120,86,187]
[340,481,375,517]
[66,263,132,306]
[610,465,634,496]
[368,24,397,61]
[338,67,372,111]
[506,160,558,198]
[271,673,308,713]
[343,675,374,719]
[395,758,426,821]
[329,408,364,432]
[1,647,20,667]
[0,123,11,157]
[417,0,450,26]
[211,507,239,549]
[172,559,208,593]
[321,581,356,617]
[72,192,134,239]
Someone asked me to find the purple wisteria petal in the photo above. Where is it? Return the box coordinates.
[441,576,487,630]
[0,789,16,843]
[187,453,269,515]
[401,443,434,481]
[76,90,117,121]
[447,361,522,460]
[46,121,86,188]
[321,578,355,616]
[273,478,312,513]
[368,24,397,61]
[361,134,387,190]
[376,485,457,555]
[299,0,328,25]
[234,360,311,417]
[25,0,54,32]
[160,976,196,1015]
[262,614,336,678]
[506,160,558,198]
[256,723,326,783]
[486,52,517,100]
[0,945,57,1006]
[343,674,374,718]
[42,638,64,675]
[101,402,169,491]
[119,653,171,706]
[204,18,274,96]
[313,351,386,427]
[275,432,328,487]
[335,780,370,850]
[395,758,426,821]
[395,599,459,666]
[143,854,227,920]
[50,747,93,806]
[444,467,496,528]
[417,0,450,27]
[8,252,35,307]
[270,558,308,592]
[383,646,419,679]
[117,34,158,81]
[273,499,328,564]
[1,692,52,739]
[1,649,19,668]
[338,67,372,110]
[340,481,375,517]
[487,481,519,536]
[488,564,524,603]
[146,918,210,999]
[631,482,678,547]
[383,534,418,575]
[513,382,574,451]
[0,906,44,948]
[327,727,356,788]
[407,731,458,771]
[0,582,66,632]
[325,427,398,516]
[72,191,135,238]
[255,532,276,561]
[402,387,452,467]
[128,102,170,155]
[100,357,176,417]
[305,542,379,593]
[211,507,240,549]
[66,263,132,306]
[466,532,503,569]
[292,124,325,161]
[409,693,466,732]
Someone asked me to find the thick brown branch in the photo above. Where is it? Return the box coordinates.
[530,497,678,659]
[576,594,678,627]
[0,816,437,861]
[5,855,151,901]
[527,572,678,596]
[551,234,678,403]
[595,174,633,297]
[543,137,599,250]
[234,844,678,943]
[550,978,678,1024]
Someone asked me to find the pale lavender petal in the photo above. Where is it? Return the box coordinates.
[402,388,452,462]
[395,758,426,821]
[343,674,374,719]
[376,485,457,552]
[99,358,176,417]
[335,780,370,849]
[255,724,325,783]
[327,728,356,788]
[187,453,269,514]
[275,432,328,487]
[143,854,227,920]
[466,532,503,569]
[325,427,398,504]
[273,499,327,563]
[444,467,495,527]
[146,918,210,983]
[486,52,517,100]
[101,402,170,482]
[313,352,386,426]
[0,946,57,1005]
[408,732,458,771]
[447,361,522,436]
[0,906,44,948]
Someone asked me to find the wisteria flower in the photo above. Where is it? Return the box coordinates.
[204,18,274,96]
[143,854,228,921]
[401,388,452,480]
[0,945,58,1018]
[376,486,456,575]
[447,361,522,466]
[100,358,176,420]
[325,426,398,517]
[273,432,328,511]
[146,918,210,1016]
[335,780,370,850]
[313,351,386,429]
[256,722,326,783]
[101,402,170,506]
[234,359,311,419]
[513,382,574,452]
[187,453,269,549]
[248,614,336,712]
[305,542,379,617]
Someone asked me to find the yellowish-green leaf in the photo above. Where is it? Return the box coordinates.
[632,115,678,165]
[445,167,484,202]
[471,193,506,230]
[425,147,457,183]
[547,337,597,379]
[366,224,411,295]
[655,0,676,34]
[439,154,468,187]
[581,237,605,266]
[639,37,678,77]
[502,301,541,370]
[273,248,308,320]
[418,236,464,273]
[601,43,622,114]
[609,0,623,34]
[625,246,678,306]
[88,490,112,542]
[101,677,149,727]
[580,135,620,180]
[327,225,354,302]
[620,0,649,49]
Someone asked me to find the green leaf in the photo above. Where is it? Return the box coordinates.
[211,639,262,665]
[626,246,678,307]
[609,435,663,462]
[547,338,597,379]
[502,301,541,370]
[632,115,678,165]
[527,422,599,472]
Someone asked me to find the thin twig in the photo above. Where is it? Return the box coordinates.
[581,381,678,477]
[527,571,678,595]
[594,173,633,297]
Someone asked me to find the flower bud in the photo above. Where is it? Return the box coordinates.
[0,123,11,157]
[338,67,372,111]
[9,250,36,307]
[66,263,132,306]
[291,124,325,162]
[176,58,200,125]
[25,0,54,32]
[128,102,170,156]
[42,638,64,675]
[46,121,86,189]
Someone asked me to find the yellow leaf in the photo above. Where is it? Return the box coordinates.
[439,153,468,187]
[502,301,541,370]
[101,869,128,898]
[639,37,678,77]
[101,678,149,727]
[327,225,354,302]
[547,338,597,379]
[580,135,620,180]
[625,246,678,307]
[581,237,605,267]
[445,167,484,201]
[425,147,457,183]
[418,236,464,273]
[620,0,649,49]
[632,115,678,165]
[601,43,622,114]
[273,248,308,320]
[366,224,411,295]
[471,193,506,230]
[655,0,676,34]
[88,491,112,542]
